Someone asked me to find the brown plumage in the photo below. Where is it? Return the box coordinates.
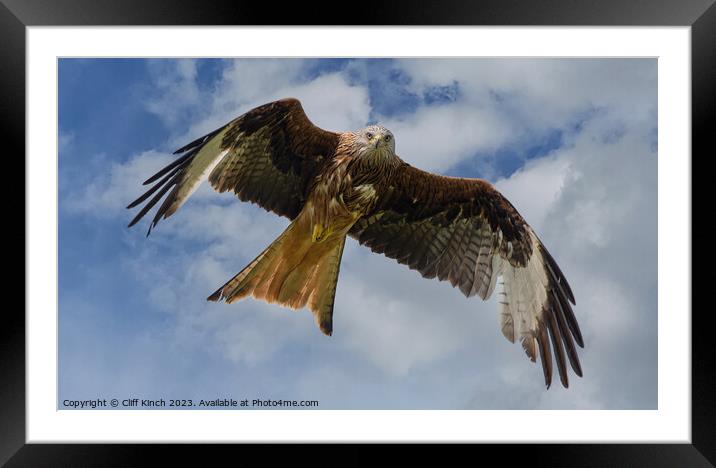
[127,97,584,388]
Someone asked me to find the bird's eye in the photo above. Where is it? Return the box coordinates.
[366,132,374,139]
[384,134,392,142]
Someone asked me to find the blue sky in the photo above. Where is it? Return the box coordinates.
[59,58,657,409]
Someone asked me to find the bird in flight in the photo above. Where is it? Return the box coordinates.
[127,98,584,388]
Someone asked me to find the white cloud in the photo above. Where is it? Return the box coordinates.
[495,152,571,232]
[59,130,74,152]
[384,58,656,176]
[62,58,657,409]
[145,59,204,128]
[159,60,371,152]
[64,150,174,217]
[383,102,511,172]
[333,261,490,376]
[396,58,657,130]
[276,74,371,132]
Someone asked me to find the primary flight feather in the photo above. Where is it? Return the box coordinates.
[127,98,584,388]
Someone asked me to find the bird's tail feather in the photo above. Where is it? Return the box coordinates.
[207,217,346,336]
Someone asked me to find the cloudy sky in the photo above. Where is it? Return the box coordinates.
[58,58,657,410]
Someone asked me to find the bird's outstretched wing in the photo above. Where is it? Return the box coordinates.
[349,161,583,388]
[127,98,340,235]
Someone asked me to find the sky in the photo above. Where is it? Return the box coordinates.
[58,58,657,410]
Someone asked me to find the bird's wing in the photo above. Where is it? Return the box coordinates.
[127,98,340,235]
[348,161,583,388]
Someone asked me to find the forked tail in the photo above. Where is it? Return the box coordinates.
[207,216,346,336]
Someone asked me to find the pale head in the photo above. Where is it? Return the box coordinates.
[355,125,396,157]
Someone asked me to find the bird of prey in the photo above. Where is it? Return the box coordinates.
[127,98,584,388]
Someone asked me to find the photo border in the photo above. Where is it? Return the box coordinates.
[6,0,709,463]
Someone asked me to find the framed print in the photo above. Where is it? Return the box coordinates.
[6,0,710,464]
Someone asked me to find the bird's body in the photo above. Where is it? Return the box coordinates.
[208,130,400,335]
[128,98,584,388]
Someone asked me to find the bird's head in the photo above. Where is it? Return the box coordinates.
[356,125,395,158]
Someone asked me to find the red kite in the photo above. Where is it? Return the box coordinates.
[128,98,584,388]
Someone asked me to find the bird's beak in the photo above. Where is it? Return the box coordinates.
[372,136,382,148]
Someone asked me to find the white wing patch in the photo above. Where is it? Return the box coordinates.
[497,229,549,356]
[176,149,228,209]
[165,130,232,218]
[494,227,583,388]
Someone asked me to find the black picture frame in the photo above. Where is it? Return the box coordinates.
[4,0,709,464]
